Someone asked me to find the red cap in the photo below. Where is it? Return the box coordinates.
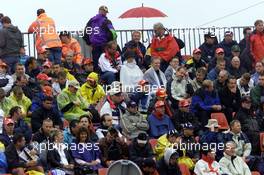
[42,61,52,68]
[216,48,224,54]
[36,73,52,81]
[38,45,48,54]
[42,85,53,97]
[193,48,202,54]
[156,88,167,98]
[83,58,93,65]
[179,99,190,107]
[138,80,149,86]
[155,100,165,108]
[4,118,14,125]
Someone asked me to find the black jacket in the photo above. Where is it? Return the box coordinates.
[128,139,154,166]
[227,66,247,79]
[157,157,182,175]
[0,25,23,57]
[47,148,74,169]
[218,86,241,112]
[5,143,26,169]
[32,129,51,143]
[31,105,63,133]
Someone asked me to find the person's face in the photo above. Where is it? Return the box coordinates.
[259,76,264,87]
[4,123,14,134]
[205,37,214,45]
[231,58,240,69]
[170,58,179,69]
[152,59,161,71]
[106,132,117,143]
[240,78,249,86]
[84,63,94,72]
[168,135,177,143]
[55,132,64,143]
[244,29,252,37]
[154,27,165,37]
[80,117,90,128]
[132,32,141,43]
[196,72,205,82]
[42,121,53,135]
[60,36,70,44]
[14,91,23,100]
[227,79,237,89]
[225,143,236,156]
[68,86,78,94]
[231,122,241,134]
[128,106,138,114]
[30,60,38,69]
[79,131,88,143]
[127,57,134,63]
[66,54,74,63]
[255,63,264,73]
[232,51,240,57]
[208,151,216,160]
[256,22,264,32]
[43,66,51,74]
[0,66,6,74]
[107,44,117,55]
[218,62,226,71]
[169,154,178,165]
[53,65,61,74]
[16,66,24,75]
[43,100,53,110]
[242,101,251,109]
[156,106,165,115]
[17,137,26,149]
[176,68,186,80]
[103,115,113,127]
[218,72,227,83]
[111,93,123,104]
[183,128,193,137]
[88,79,96,87]
[224,35,233,43]
[71,125,79,135]
[58,77,66,85]
[179,105,190,112]
[216,52,225,59]
[16,108,23,118]
[193,53,201,61]
[206,84,214,92]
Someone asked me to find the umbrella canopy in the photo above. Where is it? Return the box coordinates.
[119,6,167,18]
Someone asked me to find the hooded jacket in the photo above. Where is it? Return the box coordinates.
[157,148,182,175]
[80,72,105,105]
[0,24,23,57]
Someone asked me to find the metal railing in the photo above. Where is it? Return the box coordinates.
[22,26,253,58]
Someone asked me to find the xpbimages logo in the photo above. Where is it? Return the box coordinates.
[32,141,100,153]
[32,25,100,37]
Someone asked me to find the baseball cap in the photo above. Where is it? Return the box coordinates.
[138,80,149,86]
[68,80,80,89]
[42,85,53,97]
[155,100,165,108]
[83,58,93,65]
[4,118,14,125]
[182,122,194,129]
[42,61,52,68]
[205,32,216,38]
[179,99,190,108]
[231,45,240,52]
[168,129,180,137]
[215,48,224,54]
[36,73,52,81]
[225,31,233,36]
[127,101,137,108]
[193,48,202,54]
[99,5,109,13]
[156,88,167,98]
[137,132,148,144]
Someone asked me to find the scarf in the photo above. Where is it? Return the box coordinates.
[105,51,120,68]
[153,111,164,120]
[201,154,219,174]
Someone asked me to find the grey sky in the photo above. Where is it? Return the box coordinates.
[1,0,264,32]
